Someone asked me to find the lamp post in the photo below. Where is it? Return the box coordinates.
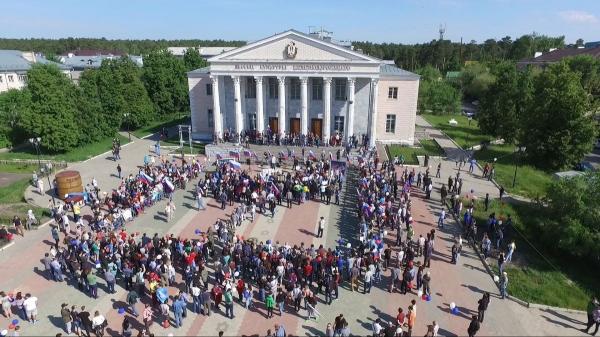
[29,137,56,206]
[512,146,526,188]
[123,113,131,142]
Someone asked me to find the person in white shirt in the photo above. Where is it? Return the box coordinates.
[317,217,326,238]
[22,294,38,323]
[91,311,106,336]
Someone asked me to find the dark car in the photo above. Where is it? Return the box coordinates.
[574,161,596,172]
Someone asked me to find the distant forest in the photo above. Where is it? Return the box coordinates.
[0,33,573,72]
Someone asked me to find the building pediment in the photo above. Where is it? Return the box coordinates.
[209,30,380,64]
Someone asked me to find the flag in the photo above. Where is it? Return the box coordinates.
[270,181,280,196]
[243,149,252,157]
[229,160,242,170]
[229,150,240,159]
[308,150,316,160]
[141,172,154,183]
[279,151,287,160]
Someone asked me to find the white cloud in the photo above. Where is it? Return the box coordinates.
[559,10,598,24]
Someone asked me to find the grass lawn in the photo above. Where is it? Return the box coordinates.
[421,113,492,149]
[474,144,553,199]
[0,163,40,174]
[0,134,129,163]
[388,139,444,165]
[0,178,50,227]
[131,114,190,139]
[470,199,596,310]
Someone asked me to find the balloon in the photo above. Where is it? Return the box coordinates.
[11,320,18,325]
[95,263,101,269]
[194,229,201,235]
[118,308,125,315]
[383,230,388,236]
[450,302,456,310]
[140,248,146,253]
[452,307,460,315]
[234,271,240,277]
[493,275,500,283]
[346,243,351,248]
[417,289,423,297]
[168,240,172,244]
[426,295,432,301]
[359,236,364,242]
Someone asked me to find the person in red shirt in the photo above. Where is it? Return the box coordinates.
[397,307,406,326]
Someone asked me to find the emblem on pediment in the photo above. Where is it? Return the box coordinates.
[286,41,297,59]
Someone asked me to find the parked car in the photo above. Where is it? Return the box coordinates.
[574,161,596,172]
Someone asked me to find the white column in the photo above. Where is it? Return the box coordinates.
[232,75,243,138]
[323,77,332,145]
[210,75,222,139]
[278,76,286,135]
[369,78,379,148]
[300,77,308,135]
[346,77,356,141]
[255,76,264,133]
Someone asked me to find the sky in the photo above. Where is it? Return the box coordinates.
[0,0,599,44]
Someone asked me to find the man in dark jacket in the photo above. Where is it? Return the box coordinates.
[468,315,481,337]
[477,292,490,323]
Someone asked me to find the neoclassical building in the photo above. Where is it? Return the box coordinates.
[187,30,419,146]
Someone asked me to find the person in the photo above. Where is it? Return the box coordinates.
[142,304,153,330]
[23,293,38,323]
[407,305,416,336]
[585,306,600,336]
[500,272,508,299]
[276,289,285,315]
[435,162,441,178]
[126,289,139,317]
[12,216,24,237]
[467,315,480,337]
[79,306,92,337]
[37,178,44,195]
[371,318,383,337]
[317,217,325,238]
[224,287,234,319]
[274,323,286,337]
[116,164,122,179]
[422,271,431,296]
[585,298,600,335]
[173,296,185,328]
[121,316,132,337]
[498,252,505,275]
[432,321,439,336]
[91,311,106,337]
[484,193,490,212]
[265,292,275,318]
[26,210,37,231]
[477,292,490,323]
[60,303,72,335]
[425,324,435,337]
[0,225,13,242]
[506,241,516,263]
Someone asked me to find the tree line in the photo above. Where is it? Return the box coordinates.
[0,38,244,56]
[0,48,206,152]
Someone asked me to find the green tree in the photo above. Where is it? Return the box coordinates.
[478,62,519,142]
[183,47,207,71]
[20,64,80,152]
[460,63,495,100]
[521,62,596,169]
[0,89,30,147]
[545,172,600,264]
[564,55,600,109]
[142,50,188,115]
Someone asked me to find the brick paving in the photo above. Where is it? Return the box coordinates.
[0,133,589,336]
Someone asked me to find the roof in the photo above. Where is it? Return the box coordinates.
[60,49,124,57]
[61,54,143,69]
[209,29,381,63]
[0,49,70,72]
[379,64,420,80]
[187,66,210,75]
[518,46,600,67]
[199,47,236,56]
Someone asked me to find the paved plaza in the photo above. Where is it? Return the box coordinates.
[0,131,590,336]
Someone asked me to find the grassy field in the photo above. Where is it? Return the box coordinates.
[474,144,553,199]
[0,134,129,163]
[131,114,190,139]
[388,139,444,165]
[0,163,40,174]
[421,113,492,149]
[0,178,50,227]
[470,199,596,310]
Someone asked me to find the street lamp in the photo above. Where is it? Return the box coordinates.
[512,146,526,188]
[123,113,131,141]
[29,137,56,206]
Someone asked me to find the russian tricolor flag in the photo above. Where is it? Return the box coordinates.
[229,150,240,159]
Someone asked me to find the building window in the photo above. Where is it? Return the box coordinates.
[8,75,14,82]
[289,78,300,100]
[17,74,26,82]
[206,83,212,96]
[207,109,214,127]
[245,77,256,99]
[388,87,398,99]
[248,113,257,130]
[312,79,322,100]
[335,79,347,101]
[268,78,278,99]
[334,116,345,133]
[386,114,396,133]
[0,75,3,83]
